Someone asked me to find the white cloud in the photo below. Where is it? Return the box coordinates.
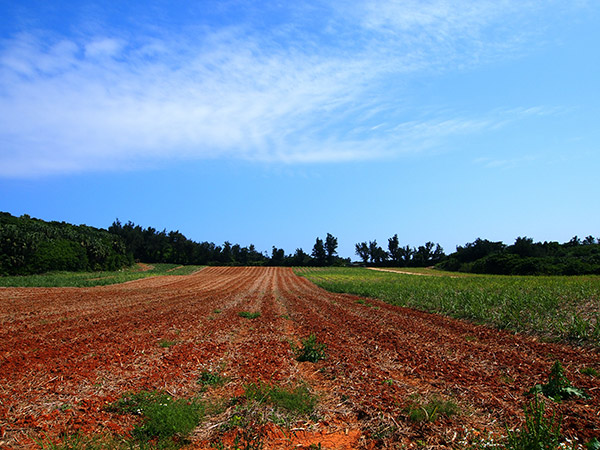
[0,1,581,177]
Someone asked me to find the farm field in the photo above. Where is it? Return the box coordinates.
[1,266,599,449]
[297,267,600,345]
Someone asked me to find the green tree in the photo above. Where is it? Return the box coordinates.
[324,233,338,265]
[388,234,401,265]
[312,238,327,266]
[355,242,369,264]
[369,240,387,265]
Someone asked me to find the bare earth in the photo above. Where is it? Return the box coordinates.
[0,267,598,449]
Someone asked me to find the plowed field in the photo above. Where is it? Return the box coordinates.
[1,267,598,449]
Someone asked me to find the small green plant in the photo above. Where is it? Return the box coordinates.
[404,395,459,423]
[158,339,177,348]
[244,382,317,416]
[213,308,222,314]
[198,370,228,388]
[530,361,588,400]
[587,438,600,450]
[106,390,204,448]
[505,394,562,450]
[293,334,327,363]
[238,311,261,319]
[582,367,599,378]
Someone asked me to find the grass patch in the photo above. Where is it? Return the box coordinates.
[0,263,204,287]
[292,334,327,363]
[198,370,229,388]
[244,382,317,416]
[582,367,599,378]
[158,339,177,348]
[238,311,261,319]
[218,382,317,434]
[404,395,459,423]
[106,390,204,448]
[296,267,600,346]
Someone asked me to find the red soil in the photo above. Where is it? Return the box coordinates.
[0,267,598,449]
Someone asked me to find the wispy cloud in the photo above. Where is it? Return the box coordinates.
[0,1,583,177]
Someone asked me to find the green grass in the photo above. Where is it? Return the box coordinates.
[404,395,459,423]
[158,339,177,348]
[296,267,600,346]
[582,367,599,378]
[0,263,204,287]
[238,311,261,319]
[505,395,562,450]
[106,390,204,448]
[244,382,317,416]
[198,370,229,388]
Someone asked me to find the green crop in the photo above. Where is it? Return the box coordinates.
[296,267,600,346]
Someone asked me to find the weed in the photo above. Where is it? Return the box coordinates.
[530,361,588,401]
[505,394,562,450]
[582,367,599,378]
[244,382,317,416]
[198,370,228,388]
[213,309,222,314]
[107,390,204,448]
[293,334,327,363]
[159,339,177,348]
[238,311,261,319]
[404,395,459,423]
[587,438,600,450]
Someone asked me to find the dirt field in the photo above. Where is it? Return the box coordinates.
[1,267,598,449]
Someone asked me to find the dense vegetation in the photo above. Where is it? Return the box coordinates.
[297,267,600,346]
[353,234,600,276]
[0,212,132,276]
[355,234,445,267]
[109,219,349,267]
[438,236,600,275]
[2,211,597,276]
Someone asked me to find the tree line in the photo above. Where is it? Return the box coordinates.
[108,220,349,267]
[2,211,598,276]
[438,236,600,275]
[354,234,445,267]
[0,212,132,276]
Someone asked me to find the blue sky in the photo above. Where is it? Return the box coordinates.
[1,1,599,259]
